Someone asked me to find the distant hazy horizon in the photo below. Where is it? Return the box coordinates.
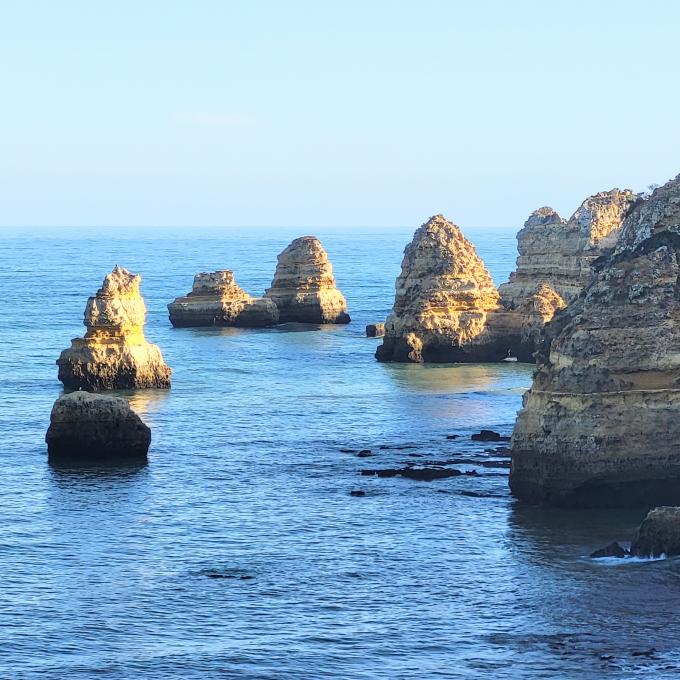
[2,0,678,229]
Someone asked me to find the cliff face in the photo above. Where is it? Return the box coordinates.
[168,270,279,328]
[376,215,509,362]
[510,176,680,507]
[265,236,350,324]
[499,189,637,308]
[57,266,172,390]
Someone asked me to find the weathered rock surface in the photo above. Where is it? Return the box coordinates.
[499,190,637,308]
[630,507,680,558]
[168,270,278,328]
[376,215,513,362]
[45,391,150,462]
[265,236,350,324]
[57,266,172,390]
[590,541,629,559]
[366,323,385,338]
[510,176,680,507]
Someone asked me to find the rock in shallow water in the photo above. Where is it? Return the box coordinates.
[510,175,680,507]
[265,236,350,324]
[57,266,172,390]
[168,270,278,328]
[590,541,629,559]
[45,391,150,463]
[630,507,680,558]
[366,323,385,337]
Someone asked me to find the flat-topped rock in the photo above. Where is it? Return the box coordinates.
[510,176,680,507]
[499,189,637,308]
[376,215,509,362]
[168,270,278,328]
[57,266,172,390]
[265,236,350,324]
[45,391,151,463]
[366,323,385,338]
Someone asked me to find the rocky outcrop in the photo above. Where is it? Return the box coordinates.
[168,270,278,328]
[366,323,385,338]
[510,176,680,507]
[265,236,350,324]
[376,215,513,363]
[45,391,150,463]
[57,266,172,390]
[631,507,680,558]
[499,189,637,307]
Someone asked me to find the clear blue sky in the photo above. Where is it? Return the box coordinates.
[1,0,678,229]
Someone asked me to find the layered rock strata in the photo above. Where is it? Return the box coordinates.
[510,176,680,507]
[57,266,172,390]
[376,215,510,363]
[46,391,151,463]
[265,237,350,324]
[168,270,278,328]
[499,189,637,308]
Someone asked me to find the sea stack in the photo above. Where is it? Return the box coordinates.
[499,189,637,308]
[510,176,680,507]
[376,215,506,363]
[265,236,350,324]
[168,270,279,328]
[46,391,151,463]
[57,266,172,390]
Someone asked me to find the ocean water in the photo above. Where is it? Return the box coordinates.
[1,227,679,679]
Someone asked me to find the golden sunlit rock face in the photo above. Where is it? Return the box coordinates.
[168,270,279,328]
[376,214,510,362]
[265,236,350,324]
[510,175,680,507]
[499,189,638,308]
[57,266,172,390]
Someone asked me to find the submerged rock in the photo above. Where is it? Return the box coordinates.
[376,215,508,362]
[590,541,629,559]
[630,507,680,558]
[45,391,150,463]
[499,190,637,307]
[265,236,350,324]
[360,467,463,481]
[57,266,172,390]
[168,270,278,328]
[510,176,680,507]
[366,323,385,338]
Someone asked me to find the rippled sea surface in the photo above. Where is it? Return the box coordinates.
[1,227,679,679]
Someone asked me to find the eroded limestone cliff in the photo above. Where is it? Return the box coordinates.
[499,189,637,308]
[168,270,278,328]
[57,266,172,390]
[510,176,680,507]
[376,215,509,362]
[265,236,350,324]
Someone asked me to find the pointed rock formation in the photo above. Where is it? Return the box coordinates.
[510,175,680,507]
[265,236,350,324]
[499,189,637,308]
[57,266,172,390]
[168,270,278,328]
[376,215,509,363]
[46,391,151,463]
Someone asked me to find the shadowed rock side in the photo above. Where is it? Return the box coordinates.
[265,236,350,324]
[376,215,512,363]
[510,176,680,507]
[46,391,150,463]
[499,189,637,308]
[168,270,278,328]
[631,507,680,558]
[57,266,172,390]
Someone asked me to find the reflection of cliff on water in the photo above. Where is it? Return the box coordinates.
[118,388,171,423]
[383,362,533,394]
[506,501,646,566]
